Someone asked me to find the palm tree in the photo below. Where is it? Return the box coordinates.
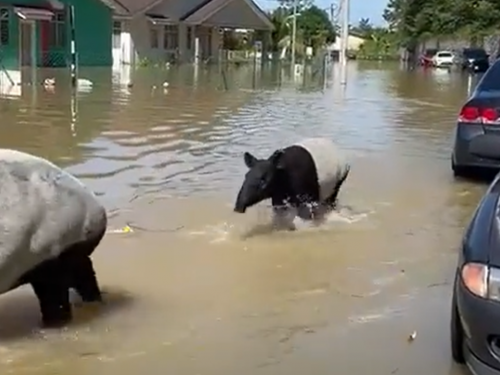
[269,8,305,58]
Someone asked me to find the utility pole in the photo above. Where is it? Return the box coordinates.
[291,0,297,71]
[339,0,349,85]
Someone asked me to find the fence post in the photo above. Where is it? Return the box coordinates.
[69,5,78,88]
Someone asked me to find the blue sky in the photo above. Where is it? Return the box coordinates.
[255,0,388,26]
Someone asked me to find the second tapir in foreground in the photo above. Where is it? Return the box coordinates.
[233,137,350,228]
[0,149,107,327]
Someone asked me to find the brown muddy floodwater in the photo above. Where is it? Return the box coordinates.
[0,63,488,374]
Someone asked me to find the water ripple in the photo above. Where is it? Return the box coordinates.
[0,63,474,211]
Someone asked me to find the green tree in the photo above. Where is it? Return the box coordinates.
[267,4,334,55]
[268,7,294,52]
[383,0,500,48]
[356,27,399,60]
[353,18,373,38]
[296,5,335,50]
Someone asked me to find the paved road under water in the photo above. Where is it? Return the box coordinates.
[0,63,489,374]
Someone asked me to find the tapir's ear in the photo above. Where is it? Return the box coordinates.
[269,149,285,169]
[244,152,258,168]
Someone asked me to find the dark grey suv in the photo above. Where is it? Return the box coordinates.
[459,48,490,73]
[452,59,500,177]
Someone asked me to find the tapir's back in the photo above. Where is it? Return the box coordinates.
[0,149,106,293]
[293,138,349,201]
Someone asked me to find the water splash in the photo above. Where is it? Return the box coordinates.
[186,205,372,242]
[187,221,236,243]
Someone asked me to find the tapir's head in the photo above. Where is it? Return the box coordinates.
[233,150,285,213]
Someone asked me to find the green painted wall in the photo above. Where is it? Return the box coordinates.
[0,8,20,70]
[0,0,112,69]
[67,0,112,66]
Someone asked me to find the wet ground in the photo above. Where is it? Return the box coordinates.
[0,62,489,374]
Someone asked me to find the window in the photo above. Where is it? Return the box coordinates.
[463,48,487,59]
[0,8,9,46]
[150,27,158,48]
[186,26,192,50]
[112,21,121,49]
[476,61,500,92]
[49,11,66,47]
[163,24,178,50]
[436,52,452,58]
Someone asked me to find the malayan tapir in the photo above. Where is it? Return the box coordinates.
[0,149,107,327]
[233,138,350,228]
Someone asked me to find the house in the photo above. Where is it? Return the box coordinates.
[0,0,272,86]
[108,0,274,66]
[0,0,117,73]
[328,33,366,52]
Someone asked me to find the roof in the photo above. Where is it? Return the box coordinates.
[181,0,273,30]
[101,0,272,29]
[99,0,162,16]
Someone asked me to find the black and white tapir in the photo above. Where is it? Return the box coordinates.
[234,138,350,227]
[0,149,107,327]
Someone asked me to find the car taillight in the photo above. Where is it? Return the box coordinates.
[458,106,500,124]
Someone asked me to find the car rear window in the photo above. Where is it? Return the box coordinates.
[464,49,487,58]
[437,52,452,57]
[476,61,500,92]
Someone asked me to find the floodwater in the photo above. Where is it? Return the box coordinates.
[0,63,488,374]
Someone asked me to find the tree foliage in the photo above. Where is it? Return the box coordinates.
[268,4,335,54]
[351,18,400,60]
[297,6,335,47]
[383,0,500,47]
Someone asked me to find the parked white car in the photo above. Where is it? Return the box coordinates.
[432,51,456,67]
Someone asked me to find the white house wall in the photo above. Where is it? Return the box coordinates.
[113,0,250,66]
[129,16,166,63]
[331,35,365,51]
[117,16,221,64]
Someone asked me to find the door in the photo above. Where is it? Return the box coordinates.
[196,26,212,60]
[20,21,33,67]
[112,21,122,67]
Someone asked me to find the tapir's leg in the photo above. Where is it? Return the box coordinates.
[64,253,102,302]
[271,197,296,231]
[27,259,72,327]
[324,166,350,209]
[61,229,105,302]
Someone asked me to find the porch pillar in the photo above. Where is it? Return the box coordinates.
[178,23,187,63]
[30,20,37,68]
[194,35,200,64]
[194,26,200,64]
[210,27,220,63]
[121,22,133,65]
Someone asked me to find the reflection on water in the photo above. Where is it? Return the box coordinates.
[0,62,488,374]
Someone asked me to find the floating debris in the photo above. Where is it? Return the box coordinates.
[408,331,417,342]
[107,225,133,234]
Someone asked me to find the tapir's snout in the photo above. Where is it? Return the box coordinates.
[233,205,246,213]
[234,188,247,213]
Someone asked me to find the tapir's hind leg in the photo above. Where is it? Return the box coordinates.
[25,259,72,327]
[65,253,102,302]
[324,166,350,209]
[61,228,106,302]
